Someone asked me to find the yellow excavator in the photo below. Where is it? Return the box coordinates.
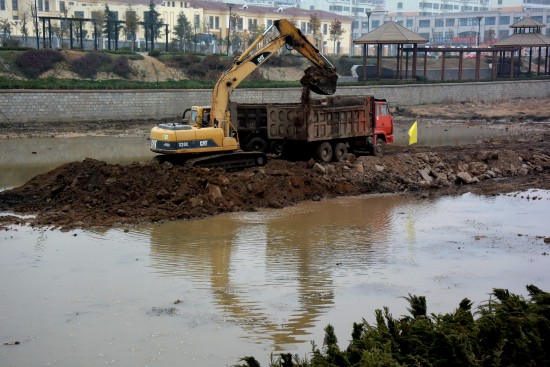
[149,19,338,169]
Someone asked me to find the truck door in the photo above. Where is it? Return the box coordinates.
[374,102,394,143]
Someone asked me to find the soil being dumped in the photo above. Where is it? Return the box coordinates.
[1,130,549,230]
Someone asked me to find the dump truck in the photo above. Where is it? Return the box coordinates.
[232,95,394,162]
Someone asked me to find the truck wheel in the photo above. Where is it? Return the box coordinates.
[372,138,386,157]
[270,141,284,155]
[317,142,333,163]
[245,137,268,153]
[333,142,348,162]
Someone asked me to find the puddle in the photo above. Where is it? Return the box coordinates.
[1,191,548,366]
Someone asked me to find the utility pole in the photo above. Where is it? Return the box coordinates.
[476,16,483,47]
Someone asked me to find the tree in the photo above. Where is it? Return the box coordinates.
[103,5,121,49]
[310,14,322,49]
[144,0,164,43]
[248,23,265,47]
[91,9,106,48]
[29,0,40,47]
[329,19,345,55]
[59,5,71,48]
[0,19,12,44]
[124,6,140,51]
[173,11,192,51]
[19,11,30,46]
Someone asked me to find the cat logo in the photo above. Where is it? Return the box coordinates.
[200,140,208,147]
[256,55,265,63]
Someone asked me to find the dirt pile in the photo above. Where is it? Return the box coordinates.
[1,133,549,230]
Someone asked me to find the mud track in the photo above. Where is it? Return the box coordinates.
[1,129,549,230]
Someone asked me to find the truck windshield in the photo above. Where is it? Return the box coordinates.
[377,104,390,116]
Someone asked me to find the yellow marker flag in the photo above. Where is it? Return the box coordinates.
[408,121,418,145]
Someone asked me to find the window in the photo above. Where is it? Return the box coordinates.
[44,0,49,11]
[59,0,64,11]
[248,18,257,31]
[267,19,273,27]
[485,16,495,25]
[498,30,509,39]
[0,0,5,10]
[435,18,443,27]
[371,20,380,28]
[446,18,455,27]
[397,2,402,9]
[419,19,430,28]
[406,19,413,28]
[38,0,42,11]
[352,21,359,29]
[323,23,327,35]
[499,16,510,25]
[498,0,502,4]
[12,0,17,10]
[300,21,306,33]
[74,10,84,17]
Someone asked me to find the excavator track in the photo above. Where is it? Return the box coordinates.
[156,151,267,171]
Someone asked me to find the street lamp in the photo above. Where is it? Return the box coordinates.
[476,16,483,47]
[226,3,234,55]
[365,10,372,61]
[365,10,372,33]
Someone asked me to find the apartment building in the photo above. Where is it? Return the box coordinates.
[1,0,351,54]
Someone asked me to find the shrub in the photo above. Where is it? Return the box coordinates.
[203,54,227,70]
[205,69,222,81]
[15,49,64,79]
[186,63,208,79]
[69,51,111,79]
[148,49,161,57]
[111,56,132,78]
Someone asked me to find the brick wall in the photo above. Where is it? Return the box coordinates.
[1,80,549,124]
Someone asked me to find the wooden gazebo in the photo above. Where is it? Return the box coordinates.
[494,17,550,76]
[353,21,428,80]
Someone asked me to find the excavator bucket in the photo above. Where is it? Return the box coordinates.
[300,66,338,95]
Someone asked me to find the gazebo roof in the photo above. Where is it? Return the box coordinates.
[494,32,550,47]
[511,17,546,28]
[353,21,428,44]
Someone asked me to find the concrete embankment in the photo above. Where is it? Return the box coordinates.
[1,80,549,123]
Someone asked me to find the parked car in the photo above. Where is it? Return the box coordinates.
[465,52,477,59]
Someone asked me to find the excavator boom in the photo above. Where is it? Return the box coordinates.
[210,19,337,132]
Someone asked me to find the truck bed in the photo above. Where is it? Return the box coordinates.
[267,96,375,142]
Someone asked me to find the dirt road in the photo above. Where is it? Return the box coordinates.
[1,98,549,229]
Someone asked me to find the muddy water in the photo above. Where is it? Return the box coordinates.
[1,191,549,367]
[0,136,155,189]
[0,125,508,189]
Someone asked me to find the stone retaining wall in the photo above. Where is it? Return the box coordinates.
[1,80,549,123]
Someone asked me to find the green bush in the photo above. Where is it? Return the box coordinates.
[15,49,64,79]
[69,51,111,79]
[236,285,550,367]
[148,49,161,57]
[203,54,227,70]
[186,63,208,79]
[111,56,132,78]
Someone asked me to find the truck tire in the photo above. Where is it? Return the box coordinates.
[317,142,333,163]
[270,141,284,155]
[333,142,348,162]
[245,137,268,153]
[372,138,386,157]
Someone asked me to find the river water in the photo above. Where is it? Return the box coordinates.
[1,126,549,366]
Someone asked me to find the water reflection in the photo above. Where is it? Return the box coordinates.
[147,195,419,348]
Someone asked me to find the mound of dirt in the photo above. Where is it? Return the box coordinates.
[1,133,549,230]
